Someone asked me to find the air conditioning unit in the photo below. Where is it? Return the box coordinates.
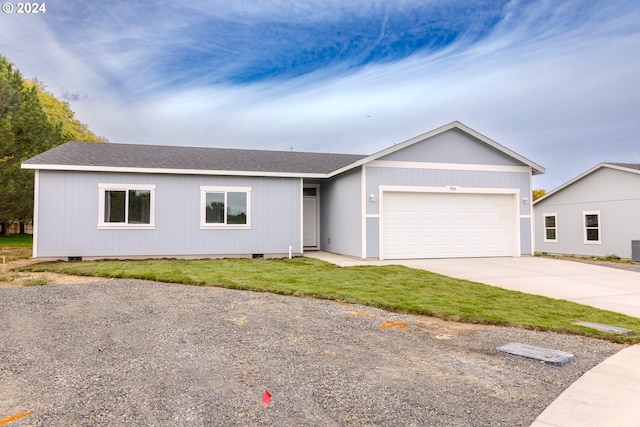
[632,240,640,263]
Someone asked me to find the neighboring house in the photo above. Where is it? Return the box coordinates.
[533,163,640,259]
[22,121,544,260]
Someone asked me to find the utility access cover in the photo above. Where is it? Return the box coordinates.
[497,342,574,366]
[576,322,632,334]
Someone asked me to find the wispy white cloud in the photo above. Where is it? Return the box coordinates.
[1,0,638,190]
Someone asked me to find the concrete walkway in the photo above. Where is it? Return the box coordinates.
[304,252,640,427]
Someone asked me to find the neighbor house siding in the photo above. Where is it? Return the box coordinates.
[534,167,640,259]
[319,167,362,257]
[35,170,301,258]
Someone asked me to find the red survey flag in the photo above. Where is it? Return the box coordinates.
[262,390,272,405]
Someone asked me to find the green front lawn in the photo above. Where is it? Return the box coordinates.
[21,256,640,344]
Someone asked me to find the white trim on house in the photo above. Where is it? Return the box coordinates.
[361,165,367,259]
[328,121,545,178]
[367,160,532,173]
[302,183,321,250]
[543,212,558,243]
[583,210,601,245]
[378,185,520,195]
[97,183,156,230]
[199,186,252,230]
[32,170,39,258]
[377,185,521,260]
[22,164,331,179]
[299,178,304,254]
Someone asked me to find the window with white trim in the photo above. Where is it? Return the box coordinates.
[200,186,251,229]
[98,184,155,229]
[583,211,601,244]
[543,213,557,242]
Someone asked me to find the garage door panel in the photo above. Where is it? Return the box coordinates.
[382,192,517,259]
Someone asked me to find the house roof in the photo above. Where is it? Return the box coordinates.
[533,162,640,205]
[22,121,544,178]
[329,121,545,176]
[21,141,367,178]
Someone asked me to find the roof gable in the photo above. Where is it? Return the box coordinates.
[379,127,523,166]
[534,163,640,205]
[328,121,545,176]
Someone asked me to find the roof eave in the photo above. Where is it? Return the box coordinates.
[329,121,545,177]
[21,163,329,179]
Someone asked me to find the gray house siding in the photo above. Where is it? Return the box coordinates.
[534,167,640,259]
[319,167,362,257]
[380,128,522,166]
[35,170,301,258]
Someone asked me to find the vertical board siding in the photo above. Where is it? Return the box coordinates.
[319,167,362,257]
[534,168,640,258]
[380,128,522,166]
[36,171,301,257]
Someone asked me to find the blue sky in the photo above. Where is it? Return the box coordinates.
[1,0,639,190]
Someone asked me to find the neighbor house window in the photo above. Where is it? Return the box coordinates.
[583,211,601,244]
[543,213,557,242]
[98,184,155,229]
[200,186,251,229]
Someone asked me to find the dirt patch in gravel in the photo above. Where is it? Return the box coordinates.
[0,258,106,288]
[0,279,623,426]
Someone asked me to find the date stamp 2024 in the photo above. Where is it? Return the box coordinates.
[2,2,46,14]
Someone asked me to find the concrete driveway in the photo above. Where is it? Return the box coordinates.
[306,253,640,318]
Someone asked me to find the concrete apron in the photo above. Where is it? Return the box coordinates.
[304,252,640,427]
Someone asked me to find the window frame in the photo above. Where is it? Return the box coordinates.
[98,183,156,229]
[200,186,251,229]
[583,210,601,244]
[543,213,558,243]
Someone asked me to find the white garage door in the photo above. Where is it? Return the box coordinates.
[382,191,517,259]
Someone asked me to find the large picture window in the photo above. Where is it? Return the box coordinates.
[200,186,251,229]
[583,211,601,244]
[543,213,557,242]
[98,184,155,229]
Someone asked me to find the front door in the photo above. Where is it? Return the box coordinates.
[303,192,318,248]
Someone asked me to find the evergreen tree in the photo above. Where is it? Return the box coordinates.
[0,55,103,235]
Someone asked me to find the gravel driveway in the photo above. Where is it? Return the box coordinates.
[0,279,622,426]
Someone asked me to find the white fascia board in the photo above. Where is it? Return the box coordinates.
[534,162,640,205]
[327,121,545,178]
[327,122,460,178]
[21,163,328,179]
[533,162,610,205]
[451,121,546,175]
[603,163,640,175]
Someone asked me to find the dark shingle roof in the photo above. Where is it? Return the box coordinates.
[22,141,366,175]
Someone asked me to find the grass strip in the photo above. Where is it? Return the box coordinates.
[21,256,640,344]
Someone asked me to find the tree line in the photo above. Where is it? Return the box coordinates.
[0,55,106,236]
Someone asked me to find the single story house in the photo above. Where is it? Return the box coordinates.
[22,121,544,260]
[533,163,640,260]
